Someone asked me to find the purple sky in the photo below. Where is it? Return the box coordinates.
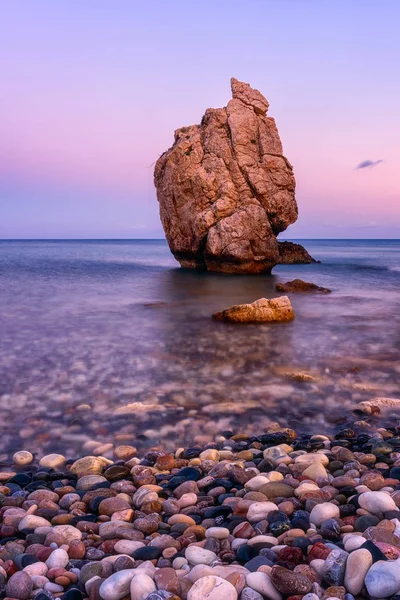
[1,0,399,239]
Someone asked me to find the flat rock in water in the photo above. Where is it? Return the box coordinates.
[212,296,294,323]
[276,279,331,293]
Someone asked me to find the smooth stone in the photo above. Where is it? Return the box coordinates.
[76,475,108,490]
[321,549,349,586]
[343,536,365,552]
[309,503,340,527]
[344,549,373,595]
[187,576,238,600]
[39,454,66,469]
[46,548,69,569]
[185,546,217,566]
[241,588,264,600]
[130,573,156,600]
[205,527,230,539]
[358,491,396,514]
[259,483,294,499]
[245,556,273,572]
[6,571,33,600]
[13,451,34,466]
[365,559,400,598]
[70,456,106,477]
[247,502,278,523]
[245,476,271,491]
[132,546,162,561]
[270,565,313,594]
[245,572,282,600]
[53,525,82,543]
[18,515,51,531]
[99,569,136,600]
[113,540,145,555]
[185,565,215,584]
[23,562,48,577]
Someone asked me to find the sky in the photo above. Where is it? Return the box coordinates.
[1,0,399,239]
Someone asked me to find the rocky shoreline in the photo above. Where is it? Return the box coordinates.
[1,419,400,600]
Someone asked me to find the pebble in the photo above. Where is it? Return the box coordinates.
[2,421,400,600]
[130,573,156,599]
[185,547,217,566]
[365,558,400,598]
[344,548,373,595]
[310,503,340,527]
[38,454,66,469]
[99,570,136,600]
[6,571,33,600]
[358,491,397,514]
[321,549,349,586]
[13,451,34,466]
[188,575,238,600]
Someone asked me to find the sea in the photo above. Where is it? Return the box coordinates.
[0,239,399,459]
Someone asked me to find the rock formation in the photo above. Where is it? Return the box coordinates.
[276,279,332,294]
[154,78,315,273]
[212,296,294,323]
[277,241,318,265]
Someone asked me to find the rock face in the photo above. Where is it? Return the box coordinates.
[154,77,313,274]
[276,279,332,294]
[277,241,318,264]
[212,296,294,323]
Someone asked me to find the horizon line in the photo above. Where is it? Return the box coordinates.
[1,237,400,242]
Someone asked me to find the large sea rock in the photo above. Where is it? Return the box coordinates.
[154,77,314,273]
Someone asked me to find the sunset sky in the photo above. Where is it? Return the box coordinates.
[1,0,399,239]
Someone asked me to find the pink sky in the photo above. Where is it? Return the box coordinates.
[1,1,399,238]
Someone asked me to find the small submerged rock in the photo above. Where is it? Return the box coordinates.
[276,278,331,293]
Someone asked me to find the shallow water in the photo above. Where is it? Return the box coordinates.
[0,239,399,460]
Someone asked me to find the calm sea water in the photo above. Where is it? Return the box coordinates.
[0,239,399,459]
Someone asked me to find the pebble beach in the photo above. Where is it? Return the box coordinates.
[2,413,400,600]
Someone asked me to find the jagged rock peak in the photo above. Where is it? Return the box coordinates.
[230,77,270,115]
[154,77,314,274]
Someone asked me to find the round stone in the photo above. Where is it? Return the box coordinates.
[45,548,69,569]
[188,576,238,600]
[130,573,156,600]
[185,546,217,566]
[259,482,295,498]
[309,502,340,527]
[205,527,230,539]
[365,559,400,598]
[344,548,373,595]
[245,572,281,600]
[6,571,33,600]
[99,570,136,600]
[18,515,51,530]
[358,491,397,514]
[13,451,33,466]
[39,454,66,469]
[270,565,312,595]
[70,456,107,477]
[247,501,278,522]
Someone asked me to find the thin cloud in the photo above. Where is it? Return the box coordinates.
[356,159,384,170]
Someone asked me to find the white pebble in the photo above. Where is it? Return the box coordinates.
[130,573,156,600]
[13,451,33,466]
[358,491,397,514]
[185,546,217,566]
[188,576,237,600]
[309,502,340,527]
